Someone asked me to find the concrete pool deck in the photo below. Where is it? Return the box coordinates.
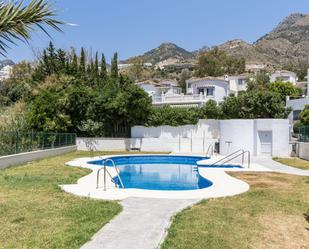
[61,154,309,249]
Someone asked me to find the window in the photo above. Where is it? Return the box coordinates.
[206,87,215,96]
[187,83,192,88]
[238,79,246,85]
[198,88,204,94]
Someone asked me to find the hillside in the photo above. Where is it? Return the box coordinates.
[124,13,309,68]
[255,13,309,64]
[125,42,194,65]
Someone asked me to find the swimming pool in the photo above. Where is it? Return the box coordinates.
[88,155,213,191]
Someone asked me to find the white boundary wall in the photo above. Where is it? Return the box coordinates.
[77,138,131,151]
[299,142,309,161]
[77,119,290,157]
[0,145,77,169]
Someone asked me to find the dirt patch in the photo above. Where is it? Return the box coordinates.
[256,214,309,249]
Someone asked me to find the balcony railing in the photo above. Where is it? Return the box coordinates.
[152,94,214,104]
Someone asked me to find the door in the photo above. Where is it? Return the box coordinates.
[258,131,272,156]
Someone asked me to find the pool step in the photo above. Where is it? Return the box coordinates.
[193,166,199,172]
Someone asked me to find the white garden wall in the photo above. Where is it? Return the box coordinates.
[77,119,291,157]
[0,146,77,169]
[299,142,309,161]
[77,138,131,151]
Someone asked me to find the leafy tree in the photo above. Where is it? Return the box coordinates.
[196,47,245,77]
[199,100,222,119]
[0,0,63,55]
[284,62,309,82]
[220,91,291,119]
[300,105,309,125]
[127,58,144,81]
[178,69,191,93]
[247,70,270,91]
[146,106,199,127]
[269,81,302,101]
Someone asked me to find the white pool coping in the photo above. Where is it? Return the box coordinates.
[60,154,282,200]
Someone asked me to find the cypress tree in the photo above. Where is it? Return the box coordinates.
[71,53,78,75]
[110,52,118,79]
[94,52,99,80]
[100,53,107,81]
[79,47,86,73]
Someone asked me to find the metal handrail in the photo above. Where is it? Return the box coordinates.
[96,158,125,190]
[209,149,251,168]
[206,144,214,156]
[97,166,115,190]
[210,149,244,167]
[219,150,251,168]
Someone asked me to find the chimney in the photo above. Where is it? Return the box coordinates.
[307,68,309,97]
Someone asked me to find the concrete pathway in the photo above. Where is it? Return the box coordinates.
[81,197,198,249]
[251,157,309,176]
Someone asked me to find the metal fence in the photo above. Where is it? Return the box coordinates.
[299,125,309,142]
[0,132,76,157]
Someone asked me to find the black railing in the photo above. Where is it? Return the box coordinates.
[0,132,76,157]
[299,125,309,142]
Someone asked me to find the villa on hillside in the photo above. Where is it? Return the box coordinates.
[136,80,182,97]
[226,73,252,95]
[270,70,298,85]
[0,65,13,81]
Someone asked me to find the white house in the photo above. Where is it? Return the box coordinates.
[226,74,251,94]
[136,80,160,97]
[186,77,229,102]
[270,70,297,85]
[286,69,309,123]
[0,65,13,81]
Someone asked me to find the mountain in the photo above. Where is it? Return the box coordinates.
[216,39,273,64]
[255,13,309,65]
[125,42,194,65]
[124,13,309,68]
[0,59,14,69]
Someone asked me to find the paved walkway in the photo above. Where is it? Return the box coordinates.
[251,157,309,176]
[81,197,198,249]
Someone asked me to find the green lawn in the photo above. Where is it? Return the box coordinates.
[161,173,309,249]
[274,157,309,170]
[0,150,144,249]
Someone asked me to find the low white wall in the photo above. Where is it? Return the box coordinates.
[77,138,131,151]
[299,142,309,161]
[77,137,217,153]
[0,146,77,169]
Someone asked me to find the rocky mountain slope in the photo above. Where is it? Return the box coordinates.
[0,59,14,69]
[125,42,194,65]
[125,13,309,67]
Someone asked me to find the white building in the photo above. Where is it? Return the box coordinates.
[137,80,182,98]
[286,69,309,123]
[270,70,297,85]
[186,77,229,101]
[146,77,229,108]
[226,74,251,94]
[0,65,13,81]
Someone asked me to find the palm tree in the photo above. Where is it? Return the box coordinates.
[0,0,64,55]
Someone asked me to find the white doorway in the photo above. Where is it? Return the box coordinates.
[258,131,272,156]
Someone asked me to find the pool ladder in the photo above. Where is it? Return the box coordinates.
[96,158,125,191]
[210,149,251,168]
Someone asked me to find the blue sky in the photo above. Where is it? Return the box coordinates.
[5,0,309,63]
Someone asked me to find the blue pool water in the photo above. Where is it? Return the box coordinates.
[88,155,213,191]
